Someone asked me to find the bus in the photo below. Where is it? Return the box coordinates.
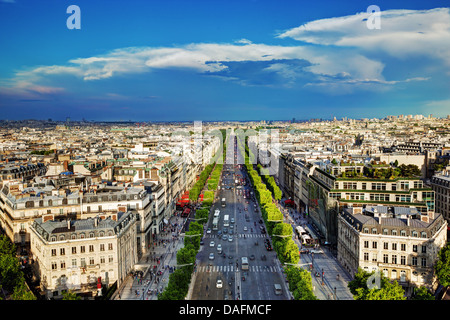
[241,257,249,271]
[221,198,226,207]
[212,217,219,231]
[223,214,229,227]
[296,226,313,244]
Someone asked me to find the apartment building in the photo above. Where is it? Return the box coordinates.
[338,205,447,296]
[278,155,435,247]
[0,177,152,257]
[430,173,450,224]
[29,211,138,299]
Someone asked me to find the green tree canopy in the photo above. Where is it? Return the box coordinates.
[348,268,406,300]
[435,243,450,287]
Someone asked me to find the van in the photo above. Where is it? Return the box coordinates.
[274,284,282,295]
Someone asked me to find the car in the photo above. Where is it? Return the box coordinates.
[206,228,211,234]
[210,241,215,247]
[209,253,215,260]
[200,239,204,245]
[250,254,255,260]
[217,244,222,252]
[243,226,248,231]
[222,234,228,241]
[261,254,267,261]
[228,236,233,242]
[231,218,235,224]
[223,228,228,234]
[216,279,223,288]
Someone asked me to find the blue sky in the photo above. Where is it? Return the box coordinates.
[0,0,449,121]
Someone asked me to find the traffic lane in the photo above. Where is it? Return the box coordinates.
[236,236,285,300]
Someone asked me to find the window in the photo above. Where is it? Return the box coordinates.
[89,257,95,265]
[413,245,418,252]
[363,228,369,234]
[400,230,406,237]
[412,257,418,266]
[383,229,389,235]
[72,259,77,268]
[391,230,397,236]
[383,254,389,263]
[364,252,369,261]
[60,248,65,256]
[421,246,427,254]
[89,245,94,252]
[51,249,57,256]
[392,255,397,264]
[384,242,389,250]
[343,182,357,190]
[108,243,113,250]
[372,183,386,191]
[372,228,377,235]
[372,241,377,249]
[421,258,427,267]
[60,261,66,269]
[108,255,113,263]
[72,247,76,254]
[100,244,105,251]
[401,256,406,265]
[392,243,397,251]
[372,253,377,262]
[401,244,406,251]
[80,246,85,253]
[364,241,369,248]
[52,262,57,270]
[100,256,105,264]
[421,232,427,239]
[412,231,418,237]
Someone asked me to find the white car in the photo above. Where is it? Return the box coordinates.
[217,244,222,251]
[216,279,223,288]
[210,241,215,247]
[243,226,248,231]
[209,253,215,260]
[206,228,211,234]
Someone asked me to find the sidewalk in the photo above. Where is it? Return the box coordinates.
[113,215,185,300]
[279,200,354,300]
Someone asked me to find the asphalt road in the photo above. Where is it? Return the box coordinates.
[189,133,288,300]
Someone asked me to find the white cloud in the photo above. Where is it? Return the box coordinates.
[278,8,450,67]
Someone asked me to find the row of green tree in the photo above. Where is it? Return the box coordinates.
[257,164,282,201]
[237,134,315,299]
[159,131,227,299]
[0,235,36,300]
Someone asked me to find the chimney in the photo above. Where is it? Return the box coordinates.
[67,219,71,230]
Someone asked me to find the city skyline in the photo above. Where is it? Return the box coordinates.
[1,0,450,121]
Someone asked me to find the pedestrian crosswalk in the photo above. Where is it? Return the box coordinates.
[196,264,280,273]
[204,233,267,239]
